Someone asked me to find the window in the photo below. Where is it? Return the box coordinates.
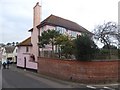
[39,27,44,36]
[71,31,77,37]
[56,26,66,34]
[26,47,29,52]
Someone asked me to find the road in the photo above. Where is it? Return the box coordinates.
[1,64,120,90]
[2,64,84,89]
[2,69,72,88]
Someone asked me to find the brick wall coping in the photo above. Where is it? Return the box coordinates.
[38,57,120,62]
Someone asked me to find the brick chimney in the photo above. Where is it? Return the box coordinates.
[31,2,41,62]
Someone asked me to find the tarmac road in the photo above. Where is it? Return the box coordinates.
[2,65,75,89]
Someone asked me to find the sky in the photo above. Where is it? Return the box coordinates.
[0,0,119,45]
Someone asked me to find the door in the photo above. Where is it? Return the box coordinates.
[24,57,26,69]
[15,56,17,64]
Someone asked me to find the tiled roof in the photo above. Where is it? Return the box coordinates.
[29,14,92,34]
[17,37,32,46]
[5,46,15,53]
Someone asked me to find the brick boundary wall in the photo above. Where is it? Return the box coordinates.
[38,57,120,84]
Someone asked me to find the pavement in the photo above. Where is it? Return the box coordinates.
[3,64,120,89]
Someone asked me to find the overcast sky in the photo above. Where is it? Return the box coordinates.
[0,0,119,44]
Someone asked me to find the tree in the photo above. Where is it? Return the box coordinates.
[16,42,19,45]
[0,43,5,47]
[74,35,98,61]
[6,43,11,46]
[55,34,74,59]
[38,29,61,57]
[93,21,118,59]
[12,42,15,46]
[47,30,60,54]
[38,31,49,48]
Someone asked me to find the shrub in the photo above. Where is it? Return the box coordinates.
[74,35,98,61]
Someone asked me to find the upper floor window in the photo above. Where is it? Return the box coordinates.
[56,26,66,34]
[71,31,77,37]
[41,27,44,32]
[40,27,44,36]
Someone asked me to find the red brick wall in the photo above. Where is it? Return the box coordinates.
[38,57,120,84]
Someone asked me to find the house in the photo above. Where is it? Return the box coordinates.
[17,2,92,71]
[0,47,3,61]
[17,37,37,70]
[2,46,17,63]
[0,43,5,61]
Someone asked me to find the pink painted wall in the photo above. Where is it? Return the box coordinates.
[17,47,28,67]
[26,60,37,69]
[31,2,41,62]
[31,28,39,62]
[40,25,55,35]
[17,46,37,70]
[46,25,55,30]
